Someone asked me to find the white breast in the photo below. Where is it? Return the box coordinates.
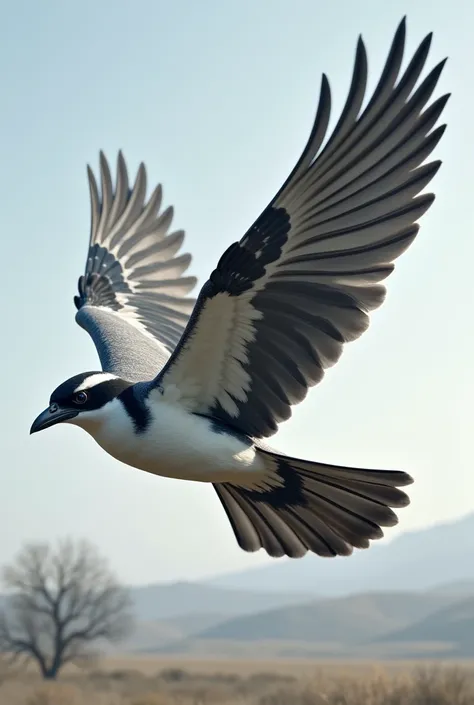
[73,398,265,484]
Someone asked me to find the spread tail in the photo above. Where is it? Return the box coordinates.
[214,447,413,558]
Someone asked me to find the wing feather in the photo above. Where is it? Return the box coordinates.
[75,152,197,382]
[153,17,449,437]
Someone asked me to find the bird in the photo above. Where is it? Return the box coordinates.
[30,17,449,559]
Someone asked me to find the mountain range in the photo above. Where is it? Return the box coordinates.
[123,582,474,659]
[130,580,310,620]
[117,513,474,658]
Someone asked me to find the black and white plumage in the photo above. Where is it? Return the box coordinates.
[31,18,449,559]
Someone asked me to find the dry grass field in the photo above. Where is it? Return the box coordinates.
[0,656,473,704]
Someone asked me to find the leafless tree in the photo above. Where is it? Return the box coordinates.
[0,539,132,679]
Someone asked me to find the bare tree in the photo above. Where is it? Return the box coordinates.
[0,539,132,679]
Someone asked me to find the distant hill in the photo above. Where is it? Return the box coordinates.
[129,580,312,621]
[427,579,474,597]
[112,613,228,653]
[120,515,474,657]
[194,591,455,644]
[207,513,474,595]
[376,596,474,656]
[118,579,474,657]
[147,590,474,660]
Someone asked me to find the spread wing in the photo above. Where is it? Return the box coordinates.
[74,152,197,382]
[154,18,449,437]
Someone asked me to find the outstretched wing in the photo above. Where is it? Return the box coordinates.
[154,18,449,437]
[74,152,197,382]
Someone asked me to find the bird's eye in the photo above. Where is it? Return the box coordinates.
[73,391,88,405]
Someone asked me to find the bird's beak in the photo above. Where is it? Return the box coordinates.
[30,406,79,434]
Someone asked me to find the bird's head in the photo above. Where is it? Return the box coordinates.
[30,372,132,435]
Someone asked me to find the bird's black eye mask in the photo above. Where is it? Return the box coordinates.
[49,375,132,412]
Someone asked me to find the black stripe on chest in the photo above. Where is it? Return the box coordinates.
[118,386,151,434]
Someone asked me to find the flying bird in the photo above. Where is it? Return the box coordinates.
[31,18,449,559]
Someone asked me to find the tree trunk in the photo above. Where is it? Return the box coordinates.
[42,666,59,680]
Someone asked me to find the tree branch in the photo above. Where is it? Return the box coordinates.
[0,540,132,679]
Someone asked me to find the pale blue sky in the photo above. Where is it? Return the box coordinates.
[0,0,472,585]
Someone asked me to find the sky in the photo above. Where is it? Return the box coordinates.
[0,0,472,586]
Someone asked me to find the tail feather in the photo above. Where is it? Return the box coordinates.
[215,483,306,558]
[214,447,413,559]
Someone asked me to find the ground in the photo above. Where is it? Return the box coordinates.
[0,656,474,704]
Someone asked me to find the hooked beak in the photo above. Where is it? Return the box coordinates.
[30,404,79,435]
